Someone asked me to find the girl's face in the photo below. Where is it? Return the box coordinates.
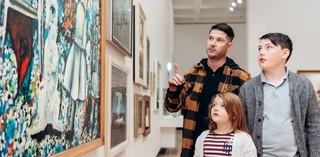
[211,96,230,125]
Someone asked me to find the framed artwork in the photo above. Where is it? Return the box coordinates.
[131,5,135,57]
[133,3,147,86]
[143,95,151,136]
[107,57,129,157]
[297,70,320,103]
[134,93,144,137]
[150,71,156,95]
[106,0,132,56]
[0,0,105,156]
[156,61,162,110]
[150,60,157,96]
[152,60,162,110]
[143,36,150,89]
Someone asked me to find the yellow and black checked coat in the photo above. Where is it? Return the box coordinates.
[165,58,251,157]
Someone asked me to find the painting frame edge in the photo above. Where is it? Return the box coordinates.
[133,2,147,87]
[134,93,145,137]
[106,56,130,157]
[297,70,320,103]
[142,36,150,89]
[106,0,132,57]
[143,95,151,136]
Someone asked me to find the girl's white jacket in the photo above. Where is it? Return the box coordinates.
[194,130,257,157]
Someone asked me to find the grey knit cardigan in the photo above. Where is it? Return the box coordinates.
[238,71,320,157]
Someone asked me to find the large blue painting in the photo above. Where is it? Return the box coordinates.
[0,0,103,156]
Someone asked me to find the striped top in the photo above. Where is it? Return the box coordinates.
[204,131,235,157]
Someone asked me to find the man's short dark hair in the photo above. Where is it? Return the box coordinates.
[210,23,235,41]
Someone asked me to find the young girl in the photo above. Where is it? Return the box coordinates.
[194,92,257,157]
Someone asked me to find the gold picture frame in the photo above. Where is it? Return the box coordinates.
[134,93,145,137]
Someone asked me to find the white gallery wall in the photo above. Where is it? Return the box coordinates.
[247,0,320,76]
[81,0,173,157]
[174,24,247,75]
[175,0,320,78]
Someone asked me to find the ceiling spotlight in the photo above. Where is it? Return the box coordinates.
[237,0,242,4]
[229,7,234,12]
[231,2,236,7]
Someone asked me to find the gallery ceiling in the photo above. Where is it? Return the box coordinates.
[172,0,246,24]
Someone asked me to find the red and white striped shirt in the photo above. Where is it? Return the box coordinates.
[203,131,235,157]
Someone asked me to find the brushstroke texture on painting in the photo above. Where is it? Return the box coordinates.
[0,0,101,156]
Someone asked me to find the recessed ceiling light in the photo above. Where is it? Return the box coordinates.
[229,7,234,12]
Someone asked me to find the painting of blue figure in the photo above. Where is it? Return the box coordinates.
[0,0,102,156]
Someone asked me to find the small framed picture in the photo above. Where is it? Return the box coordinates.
[134,93,144,137]
[143,95,151,136]
[133,3,147,86]
[107,0,132,56]
[108,57,130,157]
[297,70,320,103]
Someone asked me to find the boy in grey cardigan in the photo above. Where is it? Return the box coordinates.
[239,33,320,157]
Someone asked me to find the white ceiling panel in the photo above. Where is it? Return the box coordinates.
[172,0,246,24]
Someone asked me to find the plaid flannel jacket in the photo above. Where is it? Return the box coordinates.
[165,58,251,157]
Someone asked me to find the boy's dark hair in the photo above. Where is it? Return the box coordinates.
[210,23,235,41]
[260,33,293,63]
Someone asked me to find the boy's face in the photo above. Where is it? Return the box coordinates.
[258,39,289,71]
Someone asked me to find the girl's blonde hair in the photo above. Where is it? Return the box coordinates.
[208,92,249,133]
